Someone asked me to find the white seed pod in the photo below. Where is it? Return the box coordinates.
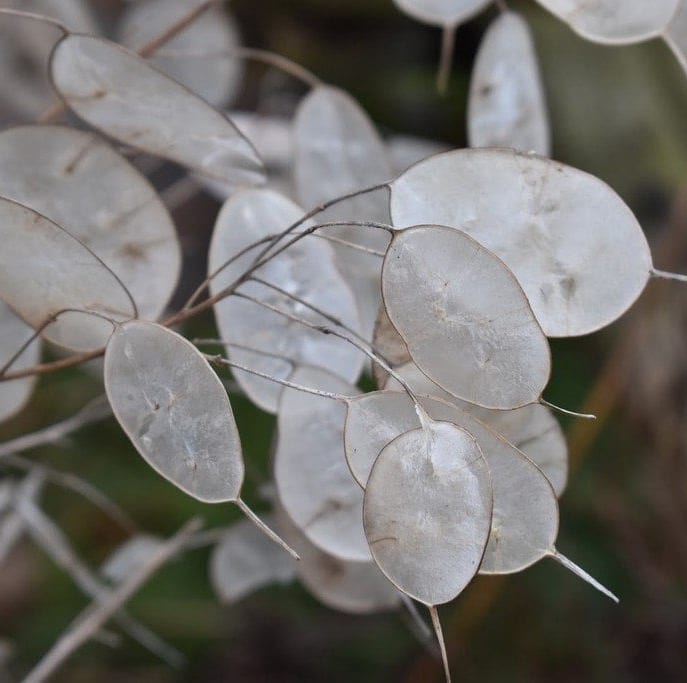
[210,516,296,603]
[344,390,419,488]
[101,534,163,584]
[382,224,551,409]
[474,400,567,497]
[104,320,244,503]
[293,85,393,340]
[276,507,400,614]
[49,34,265,186]
[208,188,364,413]
[348,391,557,575]
[468,11,550,156]
[384,362,568,495]
[393,0,492,27]
[535,0,679,45]
[0,302,41,423]
[348,390,615,603]
[0,197,135,351]
[0,126,180,324]
[390,149,654,337]
[117,0,243,108]
[363,418,492,605]
[293,86,392,213]
[274,366,368,563]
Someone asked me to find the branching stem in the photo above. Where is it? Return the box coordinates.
[207,354,348,402]
[231,292,426,416]
[23,517,201,683]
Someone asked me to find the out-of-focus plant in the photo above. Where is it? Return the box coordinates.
[1,1,687,681]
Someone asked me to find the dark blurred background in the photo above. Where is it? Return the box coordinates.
[1,0,687,681]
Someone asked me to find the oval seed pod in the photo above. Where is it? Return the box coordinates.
[208,188,364,413]
[534,0,679,45]
[104,320,243,503]
[101,535,163,584]
[418,397,561,576]
[349,390,615,601]
[476,399,567,497]
[393,0,492,27]
[117,0,243,108]
[210,516,296,603]
[0,0,97,119]
[384,361,568,495]
[346,384,560,557]
[468,11,550,156]
[274,366,368,562]
[382,224,551,409]
[363,418,492,605]
[49,34,265,186]
[276,506,401,615]
[0,125,180,324]
[345,390,420,488]
[390,149,654,337]
[293,85,393,340]
[0,301,41,423]
[0,197,135,351]
[294,86,392,211]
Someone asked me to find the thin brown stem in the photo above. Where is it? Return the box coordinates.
[168,184,391,328]
[231,292,425,413]
[183,215,390,313]
[0,395,111,460]
[139,1,221,58]
[1,186,392,383]
[0,348,102,382]
[157,45,322,89]
[248,276,371,347]
[250,186,390,266]
[208,354,348,402]
[182,233,279,310]
[0,8,67,34]
[436,25,456,95]
[194,338,297,365]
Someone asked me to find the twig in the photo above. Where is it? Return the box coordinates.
[23,517,201,683]
[231,291,425,413]
[208,354,348,402]
[0,471,44,564]
[0,187,393,384]
[156,45,322,89]
[1,452,137,534]
[18,498,183,668]
[436,25,456,95]
[0,395,111,460]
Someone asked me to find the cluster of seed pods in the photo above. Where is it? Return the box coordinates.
[1,1,685,680]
